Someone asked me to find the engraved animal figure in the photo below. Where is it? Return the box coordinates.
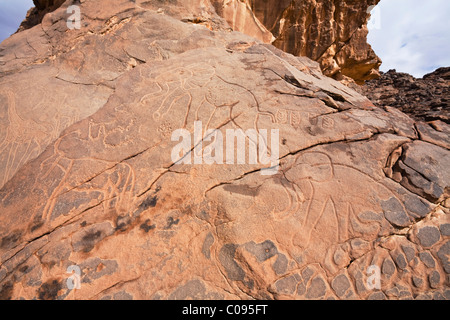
[0,91,47,187]
[139,63,264,151]
[282,151,401,251]
[140,63,216,124]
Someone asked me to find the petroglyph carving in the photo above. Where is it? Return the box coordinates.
[275,109,301,129]
[0,1,447,300]
[0,91,45,187]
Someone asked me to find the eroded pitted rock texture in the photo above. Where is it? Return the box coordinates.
[359,68,450,123]
[211,0,382,83]
[0,0,449,300]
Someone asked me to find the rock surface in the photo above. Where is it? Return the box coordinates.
[18,0,67,32]
[211,0,382,83]
[19,0,383,83]
[0,0,449,300]
[359,68,450,123]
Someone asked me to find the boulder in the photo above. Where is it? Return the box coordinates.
[0,0,448,300]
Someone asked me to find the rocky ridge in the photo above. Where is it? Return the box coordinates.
[0,0,448,300]
[359,68,450,124]
[18,0,382,84]
[211,0,382,83]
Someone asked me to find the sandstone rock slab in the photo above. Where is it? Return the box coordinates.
[0,0,448,300]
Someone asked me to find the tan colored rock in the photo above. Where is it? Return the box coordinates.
[18,0,67,32]
[0,0,448,300]
[211,0,382,83]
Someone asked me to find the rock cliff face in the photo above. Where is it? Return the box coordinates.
[19,0,382,83]
[211,0,382,83]
[18,0,67,31]
[0,0,449,300]
[359,68,450,123]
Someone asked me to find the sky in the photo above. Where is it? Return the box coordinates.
[367,0,450,77]
[0,0,33,42]
[0,0,449,78]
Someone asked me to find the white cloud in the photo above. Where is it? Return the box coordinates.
[0,0,34,44]
[368,0,450,77]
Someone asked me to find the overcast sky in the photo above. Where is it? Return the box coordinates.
[368,0,450,77]
[1,0,449,78]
